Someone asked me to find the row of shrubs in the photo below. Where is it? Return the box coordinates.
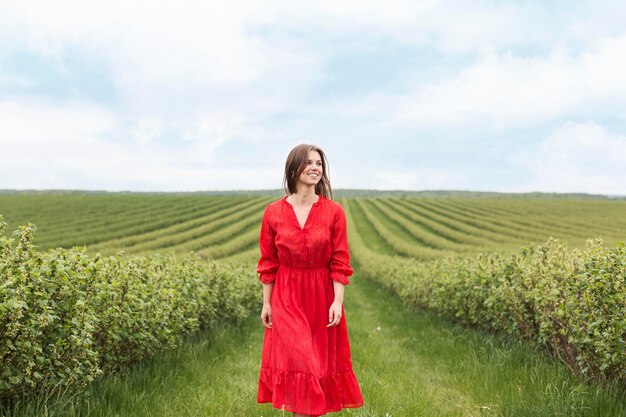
[0,217,259,401]
[350,225,625,387]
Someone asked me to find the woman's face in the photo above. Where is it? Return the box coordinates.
[297,150,323,188]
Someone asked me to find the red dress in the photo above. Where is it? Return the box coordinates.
[257,194,364,416]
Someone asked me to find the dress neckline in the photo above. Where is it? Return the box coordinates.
[283,194,322,207]
[283,194,323,230]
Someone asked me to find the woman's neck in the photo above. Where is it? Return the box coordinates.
[290,185,319,206]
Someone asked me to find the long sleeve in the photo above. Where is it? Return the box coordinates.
[257,205,279,284]
[329,204,354,285]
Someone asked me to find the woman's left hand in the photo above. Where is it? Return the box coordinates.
[327,301,343,327]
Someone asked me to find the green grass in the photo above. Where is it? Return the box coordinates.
[3,269,624,417]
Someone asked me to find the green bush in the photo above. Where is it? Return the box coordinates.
[352,236,625,387]
[0,216,258,400]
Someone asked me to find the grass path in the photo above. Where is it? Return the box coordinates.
[4,271,625,417]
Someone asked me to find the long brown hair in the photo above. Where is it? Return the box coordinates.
[282,144,333,199]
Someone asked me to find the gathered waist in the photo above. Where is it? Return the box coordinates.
[278,264,329,272]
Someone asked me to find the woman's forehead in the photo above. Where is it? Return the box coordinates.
[307,150,321,160]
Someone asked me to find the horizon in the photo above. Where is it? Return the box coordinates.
[1,188,625,199]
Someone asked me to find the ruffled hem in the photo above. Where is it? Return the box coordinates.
[257,367,364,417]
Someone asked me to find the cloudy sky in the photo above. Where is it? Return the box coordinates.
[1,0,626,194]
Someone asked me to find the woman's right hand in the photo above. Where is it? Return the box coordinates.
[261,303,272,328]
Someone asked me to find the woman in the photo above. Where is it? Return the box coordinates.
[257,144,364,417]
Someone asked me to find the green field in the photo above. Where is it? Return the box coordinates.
[1,191,625,416]
[1,192,625,260]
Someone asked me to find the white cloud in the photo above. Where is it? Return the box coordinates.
[0,73,33,90]
[0,100,117,145]
[0,100,280,190]
[1,0,626,194]
[337,167,464,191]
[1,0,268,86]
[250,0,554,54]
[131,119,164,147]
[134,166,283,191]
[519,122,626,195]
[0,100,134,189]
[392,35,626,129]
[179,110,276,165]
[4,0,625,131]
[0,0,598,97]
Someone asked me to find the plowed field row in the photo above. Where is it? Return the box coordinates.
[2,194,625,261]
